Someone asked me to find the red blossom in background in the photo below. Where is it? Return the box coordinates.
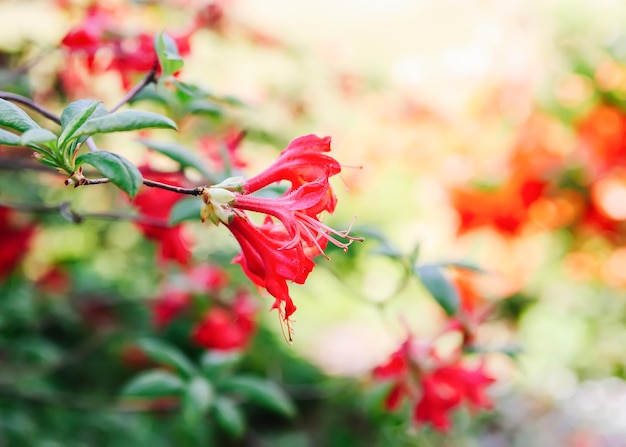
[133,170,192,266]
[59,3,197,88]
[198,129,247,171]
[0,207,36,281]
[373,333,494,433]
[191,292,257,351]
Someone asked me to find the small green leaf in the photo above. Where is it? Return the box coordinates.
[200,351,242,381]
[182,376,214,423]
[60,99,109,128]
[73,110,177,139]
[415,264,460,316]
[186,99,223,117]
[155,32,184,78]
[169,197,202,225]
[135,337,196,379]
[121,370,184,397]
[219,376,296,418]
[139,138,212,178]
[76,151,143,198]
[0,98,40,132]
[58,100,103,149]
[214,396,246,438]
[0,128,21,146]
[20,128,57,148]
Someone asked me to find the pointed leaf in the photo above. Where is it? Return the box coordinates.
[58,100,103,149]
[155,32,184,78]
[76,151,143,198]
[200,351,242,381]
[73,110,177,139]
[415,264,460,316]
[0,98,40,132]
[214,396,246,438]
[169,197,202,225]
[135,337,196,379]
[20,128,57,148]
[0,128,21,146]
[121,370,185,397]
[139,138,212,178]
[219,376,296,418]
[182,376,215,423]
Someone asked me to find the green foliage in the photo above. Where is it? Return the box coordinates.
[139,138,213,179]
[155,32,184,78]
[72,110,177,138]
[169,197,203,224]
[0,98,40,132]
[415,264,460,316]
[136,338,197,379]
[76,151,143,198]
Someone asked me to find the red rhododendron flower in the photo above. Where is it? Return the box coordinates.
[199,135,361,336]
[191,292,257,351]
[0,207,36,281]
[373,335,494,433]
[133,170,192,266]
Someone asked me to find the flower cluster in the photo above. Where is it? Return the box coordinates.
[200,134,362,337]
[152,263,258,351]
[373,334,494,432]
[59,2,219,89]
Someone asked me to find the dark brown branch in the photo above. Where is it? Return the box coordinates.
[81,177,205,196]
[0,200,170,227]
[0,91,61,125]
[110,63,159,113]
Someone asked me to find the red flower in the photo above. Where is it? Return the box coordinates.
[133,170,192,266]
[152,287,191,329]
[0,207,36,281]
[577,104,626,177]
[373,336,495,433]
[199,135,361,334]
[191,293,257,351]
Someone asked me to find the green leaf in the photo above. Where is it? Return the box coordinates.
[415,264,460,316]
[20,128,57,148]
[60,99,109,128]
[139,138,212,178]
[219,376,296,418]
[186,99,223,117]
[200,351,242,381]
[135,337,196,379]
[155,32,184,78]
[73,110,177,139]
[0,128,21,146]
[214,396,245,438]
[182,376,215,423]
[121,370,184,397]
[0,98,41,132]
[76,151,143,198]
[58,100,103,149]
[169,197,202,225]
[433,260,486,273]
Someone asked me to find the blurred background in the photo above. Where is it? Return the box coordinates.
[3,0,626,445]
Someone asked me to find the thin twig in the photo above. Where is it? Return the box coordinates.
[0,91,61,125]
[0,200,171,227]
[110,63,159,113]
[81,177,205,196]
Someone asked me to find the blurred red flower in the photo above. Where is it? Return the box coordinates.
[191,292,257,351]
[0,207,36,281]
[133,170,192,266]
